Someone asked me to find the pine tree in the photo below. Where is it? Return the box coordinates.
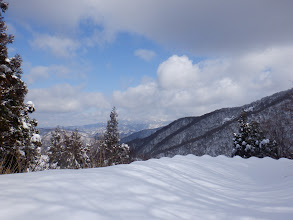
[0,1,40,173]
[233,111,278,159]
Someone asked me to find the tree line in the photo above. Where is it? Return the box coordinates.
[46,107,131,170]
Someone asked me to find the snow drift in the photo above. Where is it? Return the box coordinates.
[0,155,292,220]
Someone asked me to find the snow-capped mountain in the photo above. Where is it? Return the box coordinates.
[128,88,293,159]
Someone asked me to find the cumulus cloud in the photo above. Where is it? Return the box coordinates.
[31,34,80,58]
[157,55,199,89]
[134,49,156,61]
[113,47,293,121]
[10,0,293,55]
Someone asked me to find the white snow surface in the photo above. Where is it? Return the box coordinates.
[0,155,293,220]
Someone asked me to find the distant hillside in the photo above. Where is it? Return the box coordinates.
[120,127,161,143]
[128,88,293,159]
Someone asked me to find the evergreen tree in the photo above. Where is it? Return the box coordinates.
[63,129,90,169]
[112,143,131,165]
[80,143,91,168]
[0,1,40,173]
[48,128,91,169]
[100,107,120,166]
[48,127,64,169]
[104,107,120,149]
[99,107,131,166]
[232,111,278,159]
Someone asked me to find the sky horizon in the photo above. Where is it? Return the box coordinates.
[5,0,293,127]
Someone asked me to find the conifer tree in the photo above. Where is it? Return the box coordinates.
[0,1,40,173]
[48,128,91,169]
[100,107,120,166]
[63,129,90,169]
[99,107,131,166]
[233,111,278,159]
[48,127,64,169]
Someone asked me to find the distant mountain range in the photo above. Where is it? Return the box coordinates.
[39,89,293,159]
[127,88,293,159]
[39,120,169,150]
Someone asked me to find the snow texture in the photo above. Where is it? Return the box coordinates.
[0,155,292,220]
[26,101,34,107]
[31,133,41,143]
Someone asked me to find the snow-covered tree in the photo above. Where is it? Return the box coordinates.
[47,127,64,169]
[63,129,91,169]
[48,128,91,169]
[0,1,40,173]
[104,107,120,149]
[99,107,120,166]
[232,111,278,159]
[112,143,131,165]
[99,107,131,166]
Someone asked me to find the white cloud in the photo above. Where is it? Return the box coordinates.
[10,0,293,55]
[85,29,116,48]
[24,65,73,84]
[113,47,293,121]
[134,49,156,62]
[27,84,110,114]
[24,66,50,84]
[157,55,199,89]
[31,34,80,58]
[114,82,158,109]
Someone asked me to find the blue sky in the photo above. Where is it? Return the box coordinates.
[5,0,293,127]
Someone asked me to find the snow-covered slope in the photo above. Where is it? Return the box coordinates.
[1,155,292,220]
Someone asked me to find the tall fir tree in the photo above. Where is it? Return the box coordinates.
[99,107,130,166]
[232,111,278,159]
[100,107,120,166]
[0,1,40,173]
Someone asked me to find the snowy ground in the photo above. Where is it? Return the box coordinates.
[1,155,293,220]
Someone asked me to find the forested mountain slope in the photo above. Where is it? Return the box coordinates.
[129,88,293,159]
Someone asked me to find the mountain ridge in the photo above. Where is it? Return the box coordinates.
[128,88,293,159]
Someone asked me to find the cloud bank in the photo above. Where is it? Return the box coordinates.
[114,47,293,121]
[10,0,293,55]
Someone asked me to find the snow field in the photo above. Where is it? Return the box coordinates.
[0,155,293,220]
